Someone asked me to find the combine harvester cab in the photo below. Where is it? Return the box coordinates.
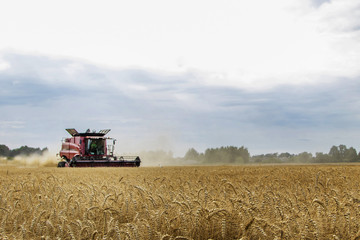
[57,128,141,167]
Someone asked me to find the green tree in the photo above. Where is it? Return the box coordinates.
[344,147,358,162]
[339,144,348,161]
[184,148,200,161]
[328,145,357,162]
[294,152,313,163]
[329,146,340,162]
[204,146,249,164]
[0,144,10,157]
[10,146,39,157]
[315,152,330,163]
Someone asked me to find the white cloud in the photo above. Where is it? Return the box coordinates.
[0,121,25,129]
[0,56,10,71]
[0,0,359,91]
[316,0,360,32]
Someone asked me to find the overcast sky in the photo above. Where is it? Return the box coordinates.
[1,0,360,156]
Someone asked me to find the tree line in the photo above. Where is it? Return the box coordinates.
[181,144,360,164]
[251,144,359,164]
[183,146,250,164]
[0,144,48,159]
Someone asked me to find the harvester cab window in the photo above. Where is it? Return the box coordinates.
[107,139,116,156]
[86,139,105,155]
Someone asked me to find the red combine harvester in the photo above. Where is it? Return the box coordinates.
[57,128,141,167]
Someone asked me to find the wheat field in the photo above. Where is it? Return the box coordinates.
[1,164,360,239]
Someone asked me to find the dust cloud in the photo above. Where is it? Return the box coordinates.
[135,150,180,167]
[0,151,58,167]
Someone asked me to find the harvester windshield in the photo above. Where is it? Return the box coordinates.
[86,138,105,155]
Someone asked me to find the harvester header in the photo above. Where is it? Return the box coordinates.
[57,128,141,167]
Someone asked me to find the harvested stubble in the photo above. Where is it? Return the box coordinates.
[1,165,360,239]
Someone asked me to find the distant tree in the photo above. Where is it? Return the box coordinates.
[338,144,347,160]
[10,145,41,157]
[329,146,341,162]
[184,148,200,161]
[344,147,358,162]
[279,152,295,163]
[315,152,330,163]
[237,146,250,163]
[265,153,278,158]
[250,145,359,164]
[279,152,292,158]
[204,146,249,164]
[294,152,313,163]
[251,153,279,163]
[0,144,10,157]
[8,145,48,158]
[268,153,280,163]
[0,144,48,159]
[251,154,265,163]
[327,145,357,162]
